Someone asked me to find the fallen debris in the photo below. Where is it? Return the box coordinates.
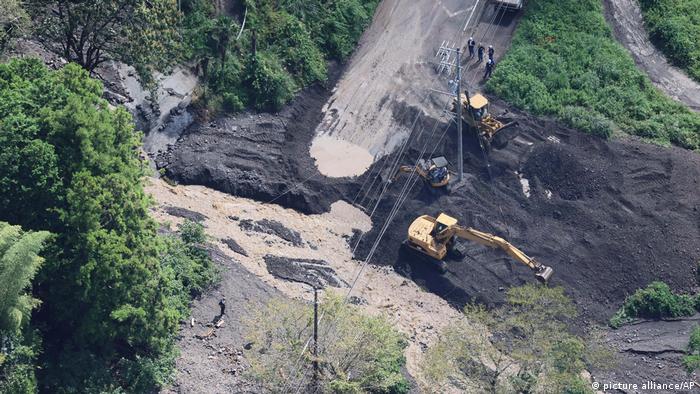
[164,206,208,223]
[221,237,248,256]
[239,219,304,246]
[264,255,349,289]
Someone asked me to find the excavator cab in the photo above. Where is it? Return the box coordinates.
[395,156,451,188]
[468,93,489,121]
[455,91,518,150]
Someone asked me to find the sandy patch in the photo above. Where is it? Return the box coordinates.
[309,135,375,177]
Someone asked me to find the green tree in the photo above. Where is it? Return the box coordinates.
[0,222,49,394]
[28,0,181,73]
[244,293,409,393]
[424,285,610,393]
[0,58,215,391]
[0,0,29,55]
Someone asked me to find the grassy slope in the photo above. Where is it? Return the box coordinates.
[486,0,700,149]
[639,0,700,83]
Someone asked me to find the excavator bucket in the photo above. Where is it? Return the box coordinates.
[535,265,554,284]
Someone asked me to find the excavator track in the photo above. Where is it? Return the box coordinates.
[400,240,448,273]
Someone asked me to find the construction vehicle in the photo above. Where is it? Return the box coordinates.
[402,213,554,283]
[395,156,450,188]
[453,91,518,150]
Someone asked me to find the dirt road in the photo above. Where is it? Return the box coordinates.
[603,0,700,111]
[310,0,481,177]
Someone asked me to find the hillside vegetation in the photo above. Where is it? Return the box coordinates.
[0,58,216,392]
[639,0,700,83]
[487,0,700,149]
[183,0,379,112]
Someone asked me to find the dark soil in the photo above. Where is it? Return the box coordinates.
[358,99,700,322]
[163,88,700,324]
[164,206,208,223]
[156,67,363,215]
[162,245,278,394]
[160,58,700,391]
[264,255,348,289]
[594,315,700,393]
[222,237,248,257]
[239,219,304,246]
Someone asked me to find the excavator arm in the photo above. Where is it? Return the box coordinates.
[439,226,554,283]
[395,165,428,180]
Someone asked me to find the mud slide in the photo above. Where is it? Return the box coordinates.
[148,179,478,392]
[310,0,480,177]
[603,0,700,111]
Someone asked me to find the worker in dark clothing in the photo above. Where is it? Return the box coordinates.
[488,45,494,61]
[477,44,485,63]
[467,37,476,58]
[219,298,226,317]
[484,58,494,79]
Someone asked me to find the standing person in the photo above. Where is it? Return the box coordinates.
[219,297,226,317]
[488,45,495,61]
[484,58,494,79]
[467,37,476,59]
[477,44,485,63]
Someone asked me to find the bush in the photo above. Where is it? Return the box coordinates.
[245,51,298,111]
[639,0,700,82]
[487,0,700,149]
[683,325,700,372]
[610,281,697,328]
[559,106,614,138]
[181,0,379,114]
[244,293,408,393]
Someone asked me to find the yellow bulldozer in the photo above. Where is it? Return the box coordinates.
[402,212,554,283]
[454,91,518,150]
[395,156,450,188]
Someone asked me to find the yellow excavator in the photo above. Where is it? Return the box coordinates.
[454,91,518,150]
[402,213,554,283]
[395,156,450,188]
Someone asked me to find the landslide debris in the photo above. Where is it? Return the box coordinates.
[161,89,700,325]
[264,255,349,289]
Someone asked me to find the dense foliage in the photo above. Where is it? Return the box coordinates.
[0,58,215,391]
[683,325,700,373]
[610,281,699,328]
[487,0,700,149]
[182,0,379,112]
[639,0,700,82]
[0,223,49,393]
[244,293,409,393]
[27,0,180,80]
[424,285,611,393]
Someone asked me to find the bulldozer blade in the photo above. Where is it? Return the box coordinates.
[535,266,554,284]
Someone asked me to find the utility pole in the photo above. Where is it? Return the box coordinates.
[436,41,464,182]
[455,47,463,183]
[312,287,319,388]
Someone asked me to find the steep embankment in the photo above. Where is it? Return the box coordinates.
[603,0,700,111]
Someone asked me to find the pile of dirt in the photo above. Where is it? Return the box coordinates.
[356,103,700,322]
[523,143,611,200]
[162,88,700,324]
[264,255,348,288]
[239,219,304,246]
[164,206,208,222]
[155,68,364,215]
[222,238,248,257]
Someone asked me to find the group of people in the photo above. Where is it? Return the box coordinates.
[467,37,496,79]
